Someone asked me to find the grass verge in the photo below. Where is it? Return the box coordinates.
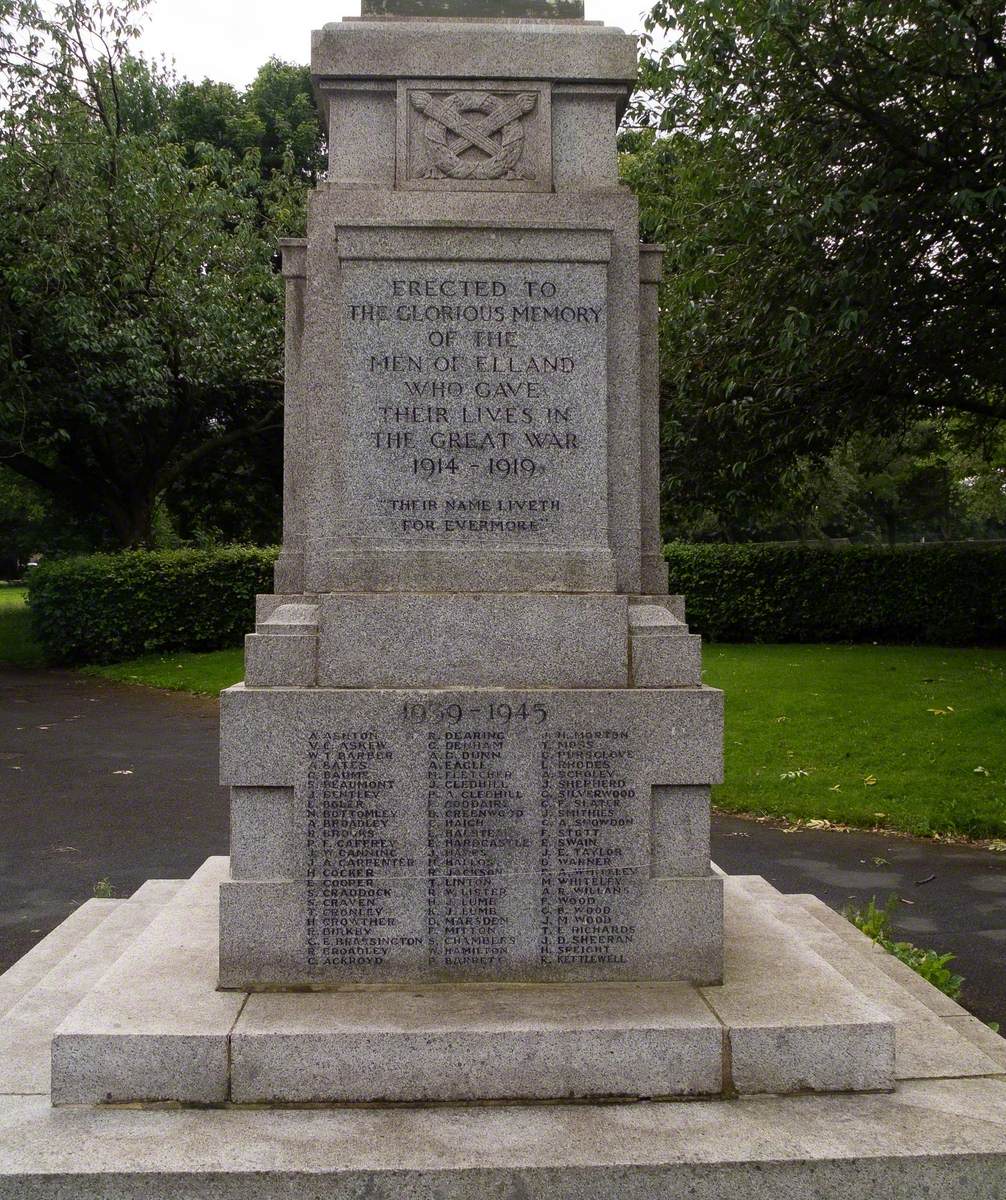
[703,644,1006,841]
[0,584,45,668]
[81,647,245,695]
[79,640,1006,842]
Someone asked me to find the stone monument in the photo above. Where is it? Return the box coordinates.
[219,3,724,997]
[1,2,1005,1194]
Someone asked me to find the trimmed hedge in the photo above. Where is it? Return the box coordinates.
[665,542,1006,644]
[28,547,277,665]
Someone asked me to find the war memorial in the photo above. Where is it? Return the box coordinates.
[0,0,1004,1193]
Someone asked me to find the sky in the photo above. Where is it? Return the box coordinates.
[135,0,652,88]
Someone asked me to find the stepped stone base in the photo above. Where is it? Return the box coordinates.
[48,859,898,1105]
[2,864,1005,1197]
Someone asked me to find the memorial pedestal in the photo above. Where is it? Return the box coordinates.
[48,861,897,1106]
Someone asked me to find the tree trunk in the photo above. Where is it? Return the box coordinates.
[105,491,157,549]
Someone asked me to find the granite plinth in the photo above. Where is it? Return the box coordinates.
[2,864,1002,1195]
[294,187,644,594]
[219,682,723,987]
[316,592,629,688]
[49,864,903,1105]
[361,0,585,16]
[231,982,723,1103]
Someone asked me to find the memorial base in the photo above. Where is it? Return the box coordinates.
[2,864,1005,1198]
[45,858,902,1106]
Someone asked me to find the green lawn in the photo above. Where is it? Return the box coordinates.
[0,584,45,668]
[704,644,1006,841]
[81,648,246,696]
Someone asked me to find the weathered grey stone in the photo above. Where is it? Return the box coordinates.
[397,79,552,192]
[2,1081,1006,1197]
[731,881,1003,1082]
[0,881,181,1096]
[0,899,120,1021]
[17,862,937,1109]
[274,240,309,594]
[51,859,240,1105]
[219,1,719,1008]
[220,683,722,985]
[255,592,318,623]
[230,788,297,880]
[631,633,702,687]
[651,786,711,876]
[231,981,723,1102]
[638,243,668,594]
[311,20,637,92]
[292,186,644,593]
[317,593,628,687]
[362,0,586,17]
[254,603,318,635]
[244,634,317,687]
[635,593,686,621]
[701,881,895,1094]
[552,85,623,190]
[628,604,701,687]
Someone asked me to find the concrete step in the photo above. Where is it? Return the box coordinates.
[51,857,241,1105]
[729,879,1005,1081]
[0,899,123,1020]
[0,879,184,1096]
[52,861,894,1106]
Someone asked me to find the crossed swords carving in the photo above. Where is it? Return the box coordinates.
[410,90,538,160]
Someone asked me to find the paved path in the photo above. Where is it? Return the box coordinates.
[0,668,228,970]
[2,667,1003,1024]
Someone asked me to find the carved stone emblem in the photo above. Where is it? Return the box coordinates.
[409,90,538,181]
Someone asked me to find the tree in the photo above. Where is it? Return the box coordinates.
[0,0,320,547]
[626,0,1006,532]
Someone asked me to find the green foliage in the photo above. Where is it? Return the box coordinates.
[0,1,319,549]
[83,646,245,694]
[0,584,45,667]
[627,0,1006,526]
[92,877,115,899]
[846,897,964,1001]
[665,543,1006,644]
[28,547,277,664]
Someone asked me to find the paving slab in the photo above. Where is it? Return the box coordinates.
[2,1080,1006,1198]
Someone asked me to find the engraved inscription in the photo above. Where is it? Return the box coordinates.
[341,261,608,550]
[303,700,650,977]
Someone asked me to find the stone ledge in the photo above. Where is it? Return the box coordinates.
[2,1080,1006,1198]
[48,864,899,1105]
[231,981,722,1102]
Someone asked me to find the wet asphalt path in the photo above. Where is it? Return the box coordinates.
[1,666,1003,1025]
[0,668,228,969]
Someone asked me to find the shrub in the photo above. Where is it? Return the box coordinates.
[665,543,1006,644]
[845,896,964,1002]
[28,547,277,664]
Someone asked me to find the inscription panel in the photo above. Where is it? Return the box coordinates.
[332,258,608,554]
[284,691,718,981]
